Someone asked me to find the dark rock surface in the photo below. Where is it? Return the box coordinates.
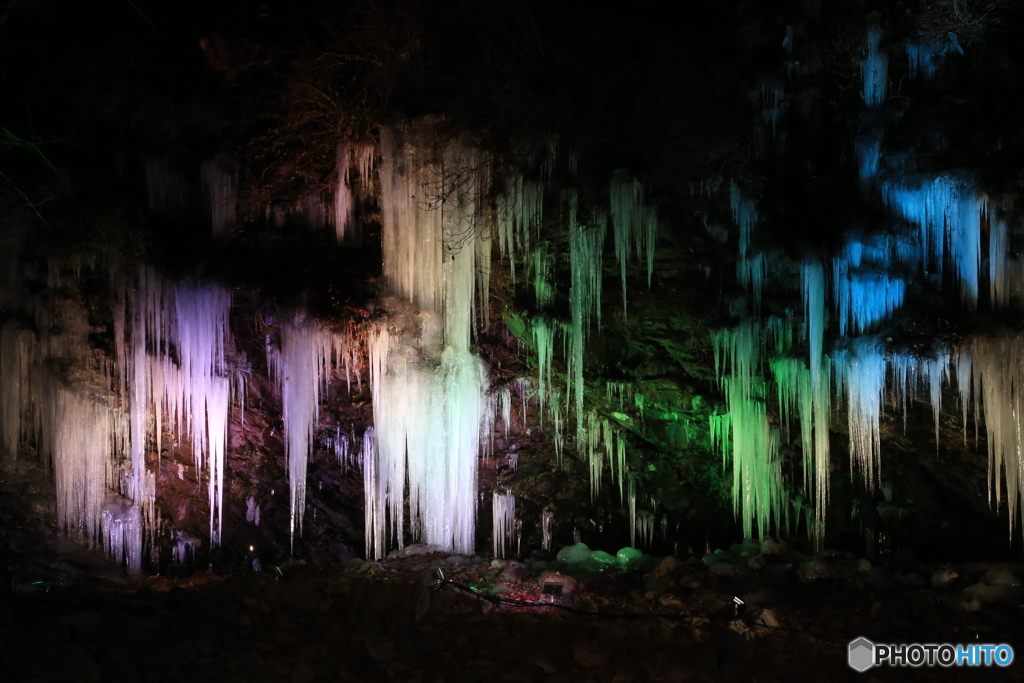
[4,544,1024,682]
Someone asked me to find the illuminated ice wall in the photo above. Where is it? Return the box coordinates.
[0,264,237,570]
[709,16,1024,544]
[365,123,490,557]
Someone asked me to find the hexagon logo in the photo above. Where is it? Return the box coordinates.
[848,637,875,672]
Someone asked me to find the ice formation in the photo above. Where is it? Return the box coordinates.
[568,195,607,445]
[760,77,785,136]
[609,170,658,318]
[0,262,236,568]
[202,154,238,235]
[880,173,984,309]
[541,507,554,551]
[907,36,959,79]
[273,318,331,546]
[246,496,261,526]
[492,490,516,558]
[703,18,1024,543]
[730,181,763,307]
[365,123,490,557]
[861,23,888,107]
[968,336,1024,539]
[712,323,784,540]
[144,158,189,215]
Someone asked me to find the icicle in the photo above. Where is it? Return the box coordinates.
[101,495,143,571]
[202,154,238,236]
[531,244,554,310]
[541,507,554,551]
[957,343,973,444]
[246,496,261,526]
[498,384,512,437]
[907,39,950,79]
[861,23,888,107]
[881,173,984,309]
[855,127,883,198]
[833,237,906,336]
[171,530,200,566]
[637,511,655,549]
[730,181,764,307]
[970,335,1024,540]
[610,170,659,318]
[0,322,32,457]
[476,217,492,333]
[334,142,358,245]
[273,316,336,549]
[922,351,950,449]
[495,173,544,284]
[144,158,189,214]
[568,194,606,446]
[173,280,233,547]
[46,378,109,546]
[329,424,351,469]
[366,124,490,558]
[628,472,637,549]
[760,77,785,136]
[532,317,557,428]
[712,322,784,539]
[586,410,604,501]
[492,490,516,558]
[835,336,886,489]
[362,427,385,560]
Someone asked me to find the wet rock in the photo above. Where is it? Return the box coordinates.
[537,571,577,595]
[702,552,726,566]
[36,643,102,683]
[740,588,772,606]
[651,555,681,575]
[932,566,958,589]
[365,636,399,662]
[730,539,761,559]
[982,569,1020,586]
[573,643,609,668]
[528,653,557,674]
[760,538,788,555]
[690,591,728,610]
[657,593,684,607]
[498,562,531,584]
[894,571,926,586]
[798,559,831,581]
[676,572,702,590]
[502,662,547,682]
[58,610,103,637]
[326,576,353,594]
[291,662,315,683]
[645,572,677,592]
[709,562,751,580]
[413,583,432,621]
[754,608,780,628]
[39,617,71,645]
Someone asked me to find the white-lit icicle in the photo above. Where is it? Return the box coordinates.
[492,490,515,558]
[366,124,490,558]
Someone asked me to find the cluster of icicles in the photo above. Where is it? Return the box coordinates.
[713,19,1024,547]
[0,264,238,571]
[0,120,662,568]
